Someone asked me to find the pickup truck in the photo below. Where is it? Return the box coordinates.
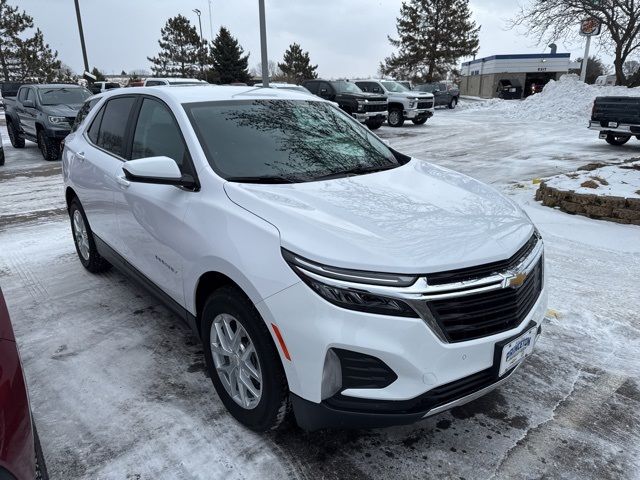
[301,79,388,130]
[414,82,460,109]
[589,96,640,146]
[4,84,92,160]
[354,79,435,127]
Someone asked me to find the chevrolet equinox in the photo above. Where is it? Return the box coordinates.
[62,86,547,431]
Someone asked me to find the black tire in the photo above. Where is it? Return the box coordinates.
[68,199,111,273]
[38,130,60,161]
[387,108,405,127]
[202,286,289,432]
[33,424,50,480]
[7,121,25,148]
[605,133,631,146]
[366,119,384,130]
[448,97,458,109]
[412,117,428,125]
[0,148,4,166]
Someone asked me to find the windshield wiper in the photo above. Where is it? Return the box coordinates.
[312,164,398,181]
[225,175,301,184]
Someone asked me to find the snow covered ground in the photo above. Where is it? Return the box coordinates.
[0,94,639,479]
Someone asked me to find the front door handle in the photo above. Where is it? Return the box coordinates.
[116,176,130,188]
[75,151,85,162]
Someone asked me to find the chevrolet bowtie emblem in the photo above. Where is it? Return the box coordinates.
[508,272,528,288]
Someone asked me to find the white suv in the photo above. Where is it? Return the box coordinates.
[355,79,435,127]
[62,86,547,431]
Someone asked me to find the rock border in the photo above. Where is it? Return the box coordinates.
[535,182,640,225]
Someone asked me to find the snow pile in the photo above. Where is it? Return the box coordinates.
[544,160,640,198]
[462,75,640,123]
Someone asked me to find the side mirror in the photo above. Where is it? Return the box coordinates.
[122,156,196,188]
[23,100,35,108]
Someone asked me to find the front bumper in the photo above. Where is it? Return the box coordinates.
[588,120,640,135]
[405,108,434,120]
[44,126,72,140]
[353,111,388,123]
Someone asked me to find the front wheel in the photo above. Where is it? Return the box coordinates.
[37,130,60,161]
[202,287,289,432]
[412,117,428,125]
[366,118,384,130]
[448,97,458,109]
[387,108,405,127]
[605,133,631,146]
[69,199,111,273]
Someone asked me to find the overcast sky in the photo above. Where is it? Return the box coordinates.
[17,0,610,77]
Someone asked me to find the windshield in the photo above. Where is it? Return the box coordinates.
[333,81,363,94]
[417,83,436,93]
[185,100,400,183]
[381,81,410,93]
[38,87,92,105]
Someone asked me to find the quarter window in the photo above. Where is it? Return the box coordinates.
[95,97,136,157]
[131,98,190,170]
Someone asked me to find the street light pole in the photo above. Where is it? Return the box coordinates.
[258,0,269,87]
[73,0,90,76]
[193,9,204,79]
[208,0,214,43]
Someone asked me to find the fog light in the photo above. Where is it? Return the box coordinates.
[321,349,342,400]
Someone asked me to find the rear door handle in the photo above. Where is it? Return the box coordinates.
[116,176,130,188]
[75,151,85,162]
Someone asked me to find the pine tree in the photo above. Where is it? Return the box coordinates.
[148,15,201,78]
[0,0,34,81]
[209,27,251,84]
[381,0,479,82]
[278,43,318,84]
[91,67,106,81]
[14,28,61,82]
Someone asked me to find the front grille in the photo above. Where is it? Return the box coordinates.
[417,101,433,109]
[66,116,76,124]
[427,233,538,285]
[428,258,543,342]
[325,366,504,414]
[364,102,387,113]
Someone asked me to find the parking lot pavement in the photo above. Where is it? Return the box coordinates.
[1,114,639,479]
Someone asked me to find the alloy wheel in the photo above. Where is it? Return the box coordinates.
[72,209,90,261]
[210,313,263,409]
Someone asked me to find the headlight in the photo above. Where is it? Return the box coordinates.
[48,115,68,125]
[282,249,418,317]
[356,100,367,111]
[408,101,416,108]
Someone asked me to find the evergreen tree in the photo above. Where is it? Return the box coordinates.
[569,56,607,84]
[148,14,200,78]
[381,0,479,82]
[277,43,318,84]
[14,28,61,82]
[0,0,33,81]
[91,66,106,81]
[209,27,251,84]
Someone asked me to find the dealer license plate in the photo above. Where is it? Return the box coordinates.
[499,326,537,376]
[509,88,516,92]
[608,122,619,128]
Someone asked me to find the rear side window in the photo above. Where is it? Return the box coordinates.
[131,98,190,170]
[95,97,136,157]
[304,82,318,94]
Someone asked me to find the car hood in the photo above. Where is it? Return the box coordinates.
[394,91,433,99]
[223,161,534,274]
[42,104,82,117]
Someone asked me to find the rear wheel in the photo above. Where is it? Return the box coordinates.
[69,199,111,273]
[388,108,405,127]
[38,130,60,161]
[202,286,289,432]
[605,133,631,146]
[448,97,458,109]
[0,148,4,166]
[7,121,25,148]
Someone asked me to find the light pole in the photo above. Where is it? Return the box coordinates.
[208,0,214,43]
[258,0,269,87]
[193,9,204,79]
[73,0,90,78]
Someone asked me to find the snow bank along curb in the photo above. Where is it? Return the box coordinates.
[535,161,640,225]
